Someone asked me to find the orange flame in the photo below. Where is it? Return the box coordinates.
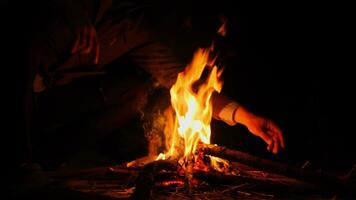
[157,48,224,161]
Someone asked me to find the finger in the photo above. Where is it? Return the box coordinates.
[276,131,285,149]
[267,138,274,152]
[255,129,272,147]
[80,26,90,54]
[83,27,94,54]
[94,38,99,64]
[71,31,81,53]
[278,130,285,149]
[78,27,88,53]
[269,122,285,149]
[267,129,280,154]
[272,136,279,154]
[254,129,273,152]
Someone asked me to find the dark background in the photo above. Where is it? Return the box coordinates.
[1,1,354,173]
[209,1,355,172]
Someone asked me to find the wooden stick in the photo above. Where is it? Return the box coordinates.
[45,165,138,180]
[201,144,355,194]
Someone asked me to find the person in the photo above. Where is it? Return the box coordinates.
[15,0,284,169]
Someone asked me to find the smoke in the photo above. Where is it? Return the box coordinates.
[141,88,171,157]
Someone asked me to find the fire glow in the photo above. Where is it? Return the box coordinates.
[156,47,224,167]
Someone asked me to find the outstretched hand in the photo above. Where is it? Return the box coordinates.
[234,106,285,154]
[71,24,99,64]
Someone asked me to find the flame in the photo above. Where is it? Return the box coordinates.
[157,48,224,164]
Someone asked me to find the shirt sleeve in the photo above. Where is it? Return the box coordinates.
[217,101,240,126]
[211,93,240,125]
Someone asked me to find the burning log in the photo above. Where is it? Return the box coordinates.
[131,160,182,199]
[201,144,355,194]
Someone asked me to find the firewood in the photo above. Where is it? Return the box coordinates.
[45,166,138,180]
[200,144,355,195]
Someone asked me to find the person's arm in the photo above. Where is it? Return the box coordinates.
[213,93,285,154]
[234,106,285,153]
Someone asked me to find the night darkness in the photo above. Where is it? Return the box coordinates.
[210,1,355,171]
[2,0,355,189]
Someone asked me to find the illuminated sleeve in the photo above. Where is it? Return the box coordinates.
[218,102,240,126]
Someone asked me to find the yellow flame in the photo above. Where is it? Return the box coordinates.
[157,48,223,160]
[209,155,230,172]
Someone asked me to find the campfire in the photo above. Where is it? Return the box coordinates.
[153,47,233,190]
[156,46,230,172]
[132,20,239,188]
[36,21,354,200]
[127,47,232,195]
[123,23,355,199]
